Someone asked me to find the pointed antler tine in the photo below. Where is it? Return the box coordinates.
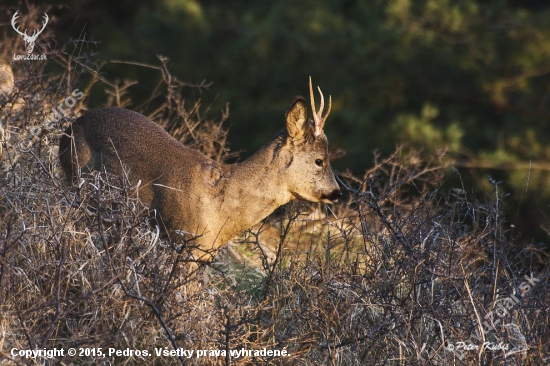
[317,86,324,120]
[309,76,317,123]
[321,95,332,127]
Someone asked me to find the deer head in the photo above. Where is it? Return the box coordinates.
[11,11,49,54]
[281,78,341,204]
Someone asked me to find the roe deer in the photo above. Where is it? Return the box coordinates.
[59,78,341,260]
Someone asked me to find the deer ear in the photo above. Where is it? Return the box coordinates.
[285,96,309,140]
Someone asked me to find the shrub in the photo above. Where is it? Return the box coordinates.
[1,21,548,366]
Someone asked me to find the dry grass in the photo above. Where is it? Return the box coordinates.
[1,16,549,365]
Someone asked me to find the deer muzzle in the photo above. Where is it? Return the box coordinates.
[322,189,342,203]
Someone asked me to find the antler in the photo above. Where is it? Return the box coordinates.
[309,76,332,137]
[11,11,48,41]
[11,11,27,38]
[29,13,49,41]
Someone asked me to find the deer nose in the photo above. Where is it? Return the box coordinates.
[327,189,342,202]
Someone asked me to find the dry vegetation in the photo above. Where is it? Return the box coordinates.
[1,22,549,366]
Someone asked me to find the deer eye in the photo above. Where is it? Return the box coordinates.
[315,159,323,167]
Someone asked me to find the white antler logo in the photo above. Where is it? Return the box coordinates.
[11,11,49,54]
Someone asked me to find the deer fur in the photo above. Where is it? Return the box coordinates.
[59,78,341,260]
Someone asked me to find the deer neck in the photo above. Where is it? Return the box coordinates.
[220,138,292,233]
